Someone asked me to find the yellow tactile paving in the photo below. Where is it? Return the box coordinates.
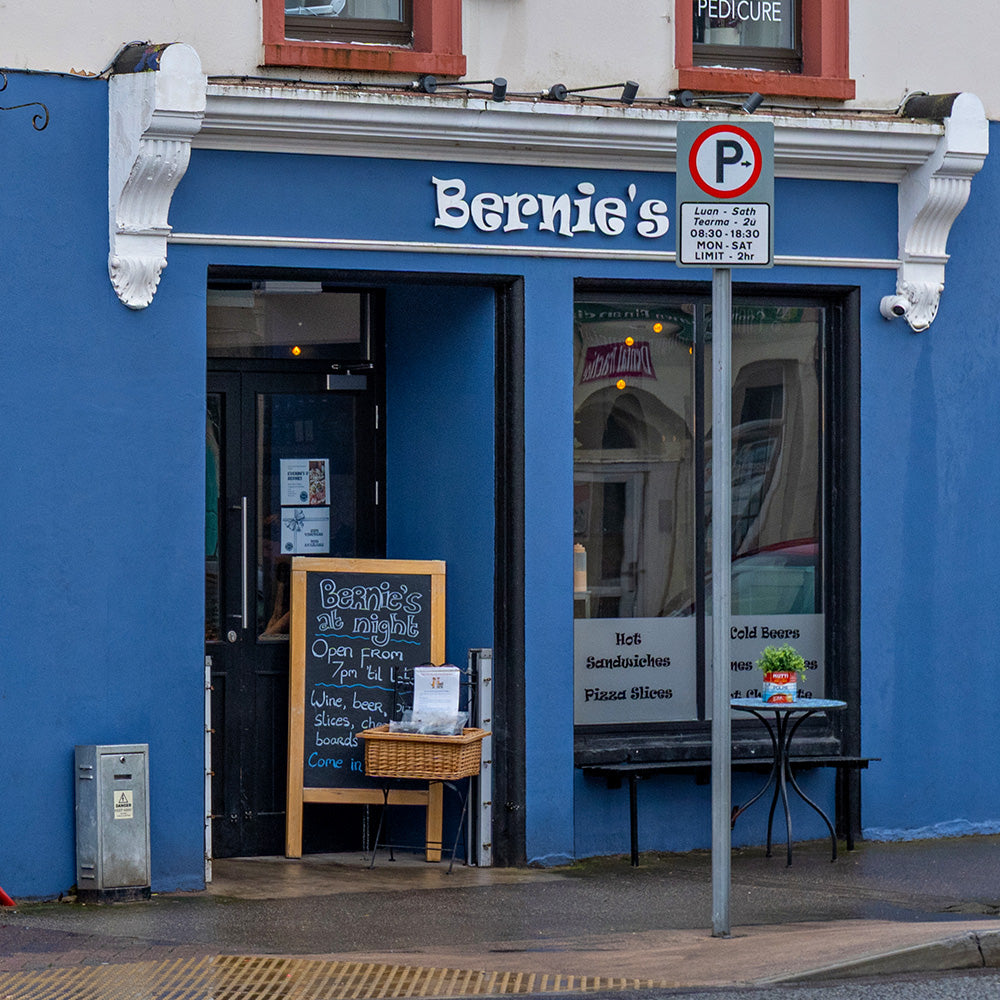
[1,955,671,1000]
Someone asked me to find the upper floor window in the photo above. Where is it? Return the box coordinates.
[284,0,412,45]
[676,0,854,101]
[693,0,800,73]
[263,0,465,75]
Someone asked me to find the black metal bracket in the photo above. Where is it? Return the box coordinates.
[0,71,49,131]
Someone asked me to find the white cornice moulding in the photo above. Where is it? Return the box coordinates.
[199,83,944,182]
[164,78,985,331]
[109,44,206,309]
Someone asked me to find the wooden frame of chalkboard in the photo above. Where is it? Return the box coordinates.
[285,557,447,859]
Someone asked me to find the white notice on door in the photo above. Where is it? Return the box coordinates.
[280,458,329,506]
[281,507,330,554]
[114,789,134,820]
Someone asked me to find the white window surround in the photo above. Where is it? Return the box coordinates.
[109,50,987,330]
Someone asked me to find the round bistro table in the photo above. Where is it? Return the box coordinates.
[730,697,847,866]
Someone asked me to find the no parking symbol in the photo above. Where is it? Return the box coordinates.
[688,124,764,198]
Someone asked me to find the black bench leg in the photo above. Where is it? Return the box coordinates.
[834,767,857,852]
[629,773,639,867]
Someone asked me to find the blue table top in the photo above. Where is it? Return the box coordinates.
[731,697,847,712]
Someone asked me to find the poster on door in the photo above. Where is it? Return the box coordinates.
[280,459,329,506]
[281,507,331,554]
[280,459,331,554]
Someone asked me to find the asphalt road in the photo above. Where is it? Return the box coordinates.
[664,968,1000,998]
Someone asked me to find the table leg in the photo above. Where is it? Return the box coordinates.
[731,708,780,837]
[446,778,471,875]
[369,786,390,869]
[425,780,444,862]
[733,704,843,866]
[786,766,837,860]
[761,712,790,861]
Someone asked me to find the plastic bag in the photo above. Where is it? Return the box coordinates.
[389,709,469,736]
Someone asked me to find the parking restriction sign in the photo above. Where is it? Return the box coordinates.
[676,120,774,268]
[674,116,775,937]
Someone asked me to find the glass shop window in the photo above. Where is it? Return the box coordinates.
[573,291,834,728]
[284,0,412,44]
[692,0,801,73]
[207,283,370,362]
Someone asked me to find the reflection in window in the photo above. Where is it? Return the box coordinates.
[574,302,697,619]
[257,393,359,640]
[284,0,403,17]
[205,397,222,643]
[207,286,367,361]
[724,307,823,616]
[284,0,411,42]
[573,296,823,621]
[692,0,800,72]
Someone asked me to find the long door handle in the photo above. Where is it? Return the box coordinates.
[239,496,249,630]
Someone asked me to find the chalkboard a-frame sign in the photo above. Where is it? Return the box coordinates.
[285,557,446,858]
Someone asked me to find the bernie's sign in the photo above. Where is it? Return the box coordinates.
[432,177,670,240]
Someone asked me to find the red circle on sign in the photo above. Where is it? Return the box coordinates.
[688,124,763,199]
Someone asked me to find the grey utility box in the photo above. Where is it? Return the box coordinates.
[75,744,151,902]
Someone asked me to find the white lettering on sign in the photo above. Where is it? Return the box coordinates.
[433,177,670,240]
[696,0,783,23]
[679,202,770,266]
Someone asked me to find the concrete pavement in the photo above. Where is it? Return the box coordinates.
[4,836,1000,992]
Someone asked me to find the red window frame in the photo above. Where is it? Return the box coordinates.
[675,0,854,101]
[263,0,466,75]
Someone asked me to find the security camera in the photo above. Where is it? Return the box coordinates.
[880,294,909,320]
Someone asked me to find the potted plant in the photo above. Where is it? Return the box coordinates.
[756,643,807,703]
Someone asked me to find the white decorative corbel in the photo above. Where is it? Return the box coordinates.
[109,43,206,309]
[882,92,989,331]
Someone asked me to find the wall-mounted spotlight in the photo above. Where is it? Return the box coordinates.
[670,90,765,114]
[416,75,508,102]
[544,81,640,105]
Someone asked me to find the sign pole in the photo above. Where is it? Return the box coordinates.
[676,116,773,940]
[710,266,733,938]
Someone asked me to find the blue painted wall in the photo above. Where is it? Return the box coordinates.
[0,73,206,898]
[384,283,497,665]
[858,122,1000,841]
[3,68,999,895]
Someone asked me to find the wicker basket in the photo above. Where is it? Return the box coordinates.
[358,726,488,781]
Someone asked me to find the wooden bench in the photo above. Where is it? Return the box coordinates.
[581,756,877,866]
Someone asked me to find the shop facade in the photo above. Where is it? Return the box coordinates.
[2,44,999,896]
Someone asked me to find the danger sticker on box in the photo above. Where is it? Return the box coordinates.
[114,790,134,820]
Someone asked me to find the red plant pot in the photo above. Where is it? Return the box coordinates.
[762,670,797,703]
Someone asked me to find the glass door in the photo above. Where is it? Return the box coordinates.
[206,369,381,857]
